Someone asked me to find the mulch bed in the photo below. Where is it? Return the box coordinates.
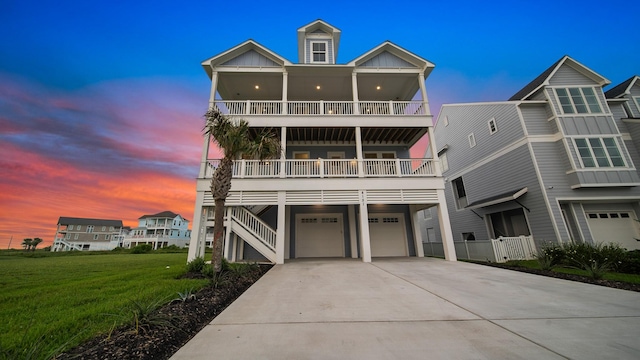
[480,262,640,292]
[56,264,272,360]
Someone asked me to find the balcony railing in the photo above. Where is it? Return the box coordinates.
[204,158,436,178]
[211,100,426,116]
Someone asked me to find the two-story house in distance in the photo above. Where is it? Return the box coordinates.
[52,217,124,251]
[420,56,640,261]
[123,211,191,249]
[187,20,456,264]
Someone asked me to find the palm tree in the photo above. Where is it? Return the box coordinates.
[21,238,33,251]
[204,109,281,272]
[31,238,43,251]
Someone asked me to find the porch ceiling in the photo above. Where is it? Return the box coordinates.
[248,127,426,146]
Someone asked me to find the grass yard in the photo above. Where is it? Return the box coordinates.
[504,259,640,284]
[0,251,209,360]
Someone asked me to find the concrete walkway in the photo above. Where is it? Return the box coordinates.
[171,258,640,359]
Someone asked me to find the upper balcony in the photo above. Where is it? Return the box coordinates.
[212,100,426,117]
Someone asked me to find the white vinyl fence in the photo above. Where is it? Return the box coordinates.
[423,236,537,263]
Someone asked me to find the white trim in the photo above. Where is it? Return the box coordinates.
[551,86,605,115]
[327,151,345,159]
[468,133,476,148]
[309,40,329,64]
[570,183,640,189]
[443,115,449,126]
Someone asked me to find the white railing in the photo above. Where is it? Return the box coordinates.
[491,236,537,262]
[229,207,276,250]
[424,236,537,263]
[205,158,436,179]
[212,100,426,116]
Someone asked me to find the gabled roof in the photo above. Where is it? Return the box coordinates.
[201,40,291,78]
[509,55,609,101]
[58,217,123,227]
[297,19,341,63]
[348,41,434,74]
[139,211,183,220]
[605,76,640,99]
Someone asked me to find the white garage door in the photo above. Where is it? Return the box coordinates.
[586,211,640,250]
[369,213,408,257]
[296,213,344,257]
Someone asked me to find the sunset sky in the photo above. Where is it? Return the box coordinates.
[1,0,639,248]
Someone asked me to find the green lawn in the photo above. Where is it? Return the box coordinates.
[0,250,209,360]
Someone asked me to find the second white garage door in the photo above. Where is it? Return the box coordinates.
[586,211,640,250]
[295,213,345,258]
[369,213,408,257]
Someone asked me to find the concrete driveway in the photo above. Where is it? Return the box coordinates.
[171,258,640,359]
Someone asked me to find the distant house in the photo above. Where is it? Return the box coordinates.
[52,217,124,251]
[420,56,640,262]
[123,211,190,249]
[187,19,456,264]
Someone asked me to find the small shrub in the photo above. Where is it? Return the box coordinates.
[201,264,214,278]
[174,288,196,303]
[186,257,206,273]
[108,298,175,335]
[536,244,565,270]
[619,250,640,275]
[131,244,153,254]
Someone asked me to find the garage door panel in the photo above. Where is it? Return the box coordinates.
[296,214,344,257]
[369,214,408,257]
[587,211,640,251]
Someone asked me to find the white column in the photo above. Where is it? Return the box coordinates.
[409,205,425,257]
[352,72,360,114]
[187,195,206,262]
[280,126,287,178]
[275,191,286,264]
[348,205,358,258]
[285,206,291,260]
[223,211,232,261]
[355,126,364,177]
[436,189,457,261]
[428,128,442,177]
[359,191,372,262]
[199,71,218,178]
[418,72,430,116]
[282,72,288,114]
[231,234,238,262]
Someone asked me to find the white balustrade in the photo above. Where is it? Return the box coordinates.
[206,158,436,178]
[230,207,276,249]
[210,100,426,116]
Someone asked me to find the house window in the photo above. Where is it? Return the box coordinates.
[555,87,602,114]
[468,133,476,148]
[105,234,110,240]
[74,233,79,240]
[439,152,449,173]
[86,225,93,233]
[93,234,98,240]
[423,209,432,220]
[293,151,310,159]
[443,116,449,126]
[574,138,625,168]
[364,152,395,159]
[68,225,74,230]
[101,226,106,231]
[488,118,497,134]
[109,226,114,231]
[65,233,71,239]
[452,177,468,209]
[77,225,81,231]
[635,97,640,112]
[462,232,476,241]
[311,41,327,63]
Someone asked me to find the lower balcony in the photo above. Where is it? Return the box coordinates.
[204,158,437,179]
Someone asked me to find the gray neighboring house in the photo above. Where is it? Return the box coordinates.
[420,56,640,260]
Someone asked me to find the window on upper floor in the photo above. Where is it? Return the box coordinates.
[311,41,327,63]
[574,137,625,168]
[109,226,114,231]
[101,226,106,231]
[468,133,476,148]
[68,225,74,231]
[488,118,497,134]
[555,87,602,114]
[105,234,110,240]
[77,225,82,231]
[93,234,99,240]
[74,233,79,240]
[635,97,640,112]
[452,177,468,209]
[86,225,94,233]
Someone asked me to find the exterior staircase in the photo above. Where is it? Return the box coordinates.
[227,206,276,262]
[54,239,83,251]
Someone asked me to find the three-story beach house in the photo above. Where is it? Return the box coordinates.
[187,20,455,264]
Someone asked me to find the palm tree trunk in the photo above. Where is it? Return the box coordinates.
[212,199,225,272]
[211,157,233,273]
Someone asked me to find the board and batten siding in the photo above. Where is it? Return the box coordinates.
[305,38,334,64]
[436,103,523,173]
[558,115,618,136]
[221,50,280,67]
[360,52,416,68]
[627,84,640,118]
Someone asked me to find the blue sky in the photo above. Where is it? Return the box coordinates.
[1,0,639,246]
